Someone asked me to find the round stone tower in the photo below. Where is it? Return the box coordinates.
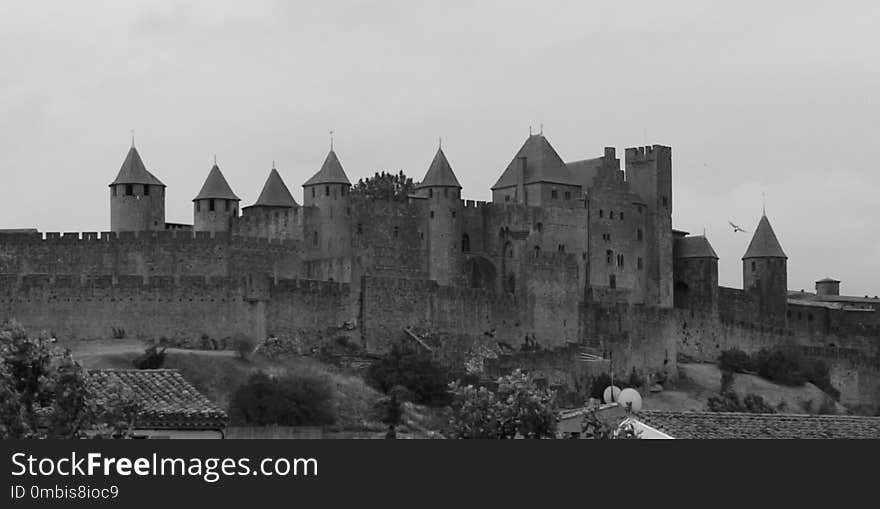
[302,149,352,258]
[672,233,719,314]
[417,146,462,286]
[193,161,240,233]
[742,213,788,326]
[109,144,166,232]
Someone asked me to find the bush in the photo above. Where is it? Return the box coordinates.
[752,348,839,399]
[448,370,557,439]
[718,348,754,373]
[228,372,335,426]
[366,345,450,406]
[132,345,167,369]
[707,391,775,413]
[231,334,256,360]
[589,373,612,401]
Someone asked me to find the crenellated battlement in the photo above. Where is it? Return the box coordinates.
[625,144,670,162]
[0,229,296,249]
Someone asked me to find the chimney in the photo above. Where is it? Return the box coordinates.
[815,278,840,297]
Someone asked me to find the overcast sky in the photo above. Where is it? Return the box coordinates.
[1,1,877,296]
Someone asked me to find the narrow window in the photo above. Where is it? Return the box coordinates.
[125,184,133,196]
[429,189,434,198]
[342,186,347,196]
[662,196,669,208]
[209,199,215,211]
[620,211,624,220]
[346,207,351,216]
[551,189,558,199]
[637,229,643,241]
[357,223,363,234]
[606,250,613,265]
[430,211,435,219]
[452,211,456,218]
[313,231,318,245]
[225,200,230,211]
[558,244,565,252]
[564,191,571,200]
[534,245,540,253]
[610,211,615,219]
[444,188,448,198]
[312,187,316,198]
[325,185,330,196]
[144,185,150,196]
[751,261,756,272]
[609,274,617,289]
[196,201,201,212]
[505,195,511,202]
[638,257,644,270]
[462,234,470,252]
[599,209,604,218]
[393,226,399,238]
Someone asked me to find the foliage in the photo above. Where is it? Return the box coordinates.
[447,370,558,439]
[132,345,167,369]
[366,345,450,407]
[707,391,775,413]
[232,334,256,361]
[111,327,126,339]
[375,385,409,439]
[589,373,612,401]
[228,372,336,426]
[580,404,641,439]
[753,348,839,398]
[0,320,139,438]
[351,171,415,202]
[718,348,754,373]
[720,369,735,393]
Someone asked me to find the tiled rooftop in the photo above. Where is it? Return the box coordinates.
[89,369,228,430]
[636,411,880,439]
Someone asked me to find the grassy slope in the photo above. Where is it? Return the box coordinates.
[72,340,443,436]
[644,363,846,414]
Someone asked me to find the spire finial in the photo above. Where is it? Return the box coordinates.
[540,123,543,135]
[529,125,533,136]
[214,154,217,166]
[762,192,766,216]
[272,160,276,170]
[329,130,334,151]
[131,129,135,148]
[439,136,442,150]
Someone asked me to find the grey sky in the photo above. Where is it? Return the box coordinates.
[1,1,877,296]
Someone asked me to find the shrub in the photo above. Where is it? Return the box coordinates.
[707,391,774,413]
[448,370,557,439]
[132,345,167,369]
[718,348,754,373]
[752,348,839,399]
[589,373,613,401]
[720,369,735,393]
[231,334,256,360]
[111,327,126,339]
[366,345,450,406]
[228,372,335,426]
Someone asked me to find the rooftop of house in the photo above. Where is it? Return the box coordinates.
[788,290,880,305]
[247,168,299,208]
[110,146,165,187]
[89,369,228,430]
[634,411,880,439]
[194,164,240,201]
[492,134,575,190]
[743,214,787,259]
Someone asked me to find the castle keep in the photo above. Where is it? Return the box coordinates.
[1,134,878,410]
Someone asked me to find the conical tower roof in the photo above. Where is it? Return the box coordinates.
[193,164,239,201]
[109,146,165,187]
[743,214,787,259]
[417,147,461,188]
[491,134,574,190]
[248,168,298,208]
[674,235,719,259]
[303,150,351,187]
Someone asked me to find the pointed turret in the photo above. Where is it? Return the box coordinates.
[673,234,719,313]
[193,162,240,232]
[194,164,239,201]
[743,214,787,259]
[109,146,165,187]
[303,150,351,187]
[742,213,788,326]
[109,144,165,232]
[247,168,298,209]
[418,147,461,189]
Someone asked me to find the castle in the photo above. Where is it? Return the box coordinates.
[1,134,878,411]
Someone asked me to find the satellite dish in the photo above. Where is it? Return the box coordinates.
[603,385,622,404]
[618,388,643,412]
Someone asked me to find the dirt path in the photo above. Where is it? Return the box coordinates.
[63,338,236,358]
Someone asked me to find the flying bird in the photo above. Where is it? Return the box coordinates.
[728,221,748,233]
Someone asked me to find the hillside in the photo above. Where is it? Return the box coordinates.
[645,363,846,414]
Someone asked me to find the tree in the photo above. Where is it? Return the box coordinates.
[351,171,415,202]
[707,391,775,413]
[366,345,450,407]
[228,372,336,426]
[232,334,256,361]
[448,370,558,439]
[375,385,409,439]
[132,345,167,369]
[0,320,139,439]
[580,404,641,439]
